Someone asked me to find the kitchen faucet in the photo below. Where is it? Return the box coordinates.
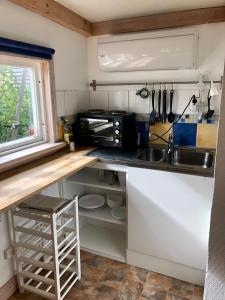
[167,134,174,155]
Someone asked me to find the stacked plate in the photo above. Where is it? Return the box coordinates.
[79,194,105,209]
[79,193,126,221]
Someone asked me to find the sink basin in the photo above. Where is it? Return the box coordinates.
[138,148,167,162]
[169,149,214,168]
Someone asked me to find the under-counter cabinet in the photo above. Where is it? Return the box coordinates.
[126,167,214,285]
[64,162,128,263]
[42,162,214,285]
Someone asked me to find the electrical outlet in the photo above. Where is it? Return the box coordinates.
[4,246,14,260]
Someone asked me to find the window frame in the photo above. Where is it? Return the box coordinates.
[0,53,57,157]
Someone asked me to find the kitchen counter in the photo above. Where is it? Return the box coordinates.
[0,147,96,212]
[86,146,215,177]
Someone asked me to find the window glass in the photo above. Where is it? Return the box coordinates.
[0,61,45,153]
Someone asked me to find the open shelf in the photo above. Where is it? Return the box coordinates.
[79,206,126,225]
[80,224,126,262]
[66,168,126,192]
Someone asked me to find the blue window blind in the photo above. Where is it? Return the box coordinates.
[0,37,55,59]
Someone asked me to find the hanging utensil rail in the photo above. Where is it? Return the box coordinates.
[90,78,223,91]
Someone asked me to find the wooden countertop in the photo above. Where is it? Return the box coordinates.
[0,148,97,212]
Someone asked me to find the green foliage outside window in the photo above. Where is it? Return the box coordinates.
[0,66,34,144]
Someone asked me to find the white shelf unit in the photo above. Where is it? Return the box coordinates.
[65,163,127,263]
[11,197,80,300]
[80,224,126,262]
[66,167,126,193]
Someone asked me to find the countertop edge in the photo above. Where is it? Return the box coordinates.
[0,147,97,212]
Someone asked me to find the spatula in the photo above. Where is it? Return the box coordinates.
[149,89,156,125]
[155,88,162,122]
[167,89,175,123]
[162,89,167,123]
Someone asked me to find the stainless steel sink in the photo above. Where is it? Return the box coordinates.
[138,148,167,162]
[169,149,214,169]
[138,147,214,169]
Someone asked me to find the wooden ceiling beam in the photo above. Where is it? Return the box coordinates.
[9,0,92,37]
[92,6,225,36]
[7,2,225,37]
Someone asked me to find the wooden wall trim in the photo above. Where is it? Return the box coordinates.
[0,276,17,300]
[9,0,92,37]
[92,6,225,36]
[42,60,58,143]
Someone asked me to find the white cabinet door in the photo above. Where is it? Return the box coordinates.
[127,167,214,271]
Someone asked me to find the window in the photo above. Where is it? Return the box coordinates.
[0,55,51,155]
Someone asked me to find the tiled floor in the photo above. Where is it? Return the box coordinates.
[10,251,203,300]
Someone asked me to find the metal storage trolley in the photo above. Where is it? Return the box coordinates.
[10,195,80,300]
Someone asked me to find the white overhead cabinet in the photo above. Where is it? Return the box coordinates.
[127,167,214,285]
[98,28,197,72]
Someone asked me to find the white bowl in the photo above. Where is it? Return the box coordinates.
[111,206,126,221]
[106,194,123,208]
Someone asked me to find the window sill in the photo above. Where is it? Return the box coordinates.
[0,142,66,173]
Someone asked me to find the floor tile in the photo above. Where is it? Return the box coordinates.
[147,272,173,290]
[192,286,204,300]
[166,292,191,300]
[101,267,127,283]
[118,279,144,300]
[10,291,45,299]
[94,283,120,300]
[67,281,98,300]
[126,265,149,283]
[168,279,194,299]
[141,283,167,300]
[9,251,201,300]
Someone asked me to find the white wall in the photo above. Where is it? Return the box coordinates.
[0,1,89,287]
[0,1,90,119]
[87,23,225,115]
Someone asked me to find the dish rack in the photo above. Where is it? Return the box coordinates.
[10,196,80,300]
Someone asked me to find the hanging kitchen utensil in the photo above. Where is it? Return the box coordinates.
[167,89,175,123]
[162,89,167,123]
[204,89,214,120]
[149,88,156,125]
[136,83,150,99]
[155,87,162,123]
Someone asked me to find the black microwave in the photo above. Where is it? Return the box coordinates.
[76,110,137,149]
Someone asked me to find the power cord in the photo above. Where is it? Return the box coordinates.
[150,95,197,142]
